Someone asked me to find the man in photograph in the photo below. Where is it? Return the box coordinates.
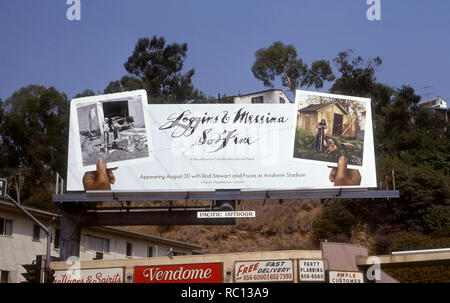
[102,118,110,153]
[88,107,97,139]
[315,119,327,152]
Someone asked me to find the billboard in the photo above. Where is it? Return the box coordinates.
[67,90,376,191]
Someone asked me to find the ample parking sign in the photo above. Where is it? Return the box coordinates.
[329,271,364,283]
[0,178,7,198]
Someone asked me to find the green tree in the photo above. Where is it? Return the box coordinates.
[74,89,96,98]
[251,41,335,96]
[120,36,196,103]
[0,85,69,209]
[330,49,382,97]
[313,50,449,253]
[104,75,144,94]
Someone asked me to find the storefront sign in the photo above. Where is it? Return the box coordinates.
[298,259,325,282]
[329,271,364,283]
[67,90,376,191]
[134,263,222,283]
[234,260,293,282]
[53,267,124,283]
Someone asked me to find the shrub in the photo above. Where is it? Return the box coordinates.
[385,232,450,283]
[312,200,355,241]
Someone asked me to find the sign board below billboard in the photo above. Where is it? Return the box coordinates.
[234,260,294,282]
[329,271,364,283]
[298,259,325,282]
[134,263,222,283]
[53,267,124,283]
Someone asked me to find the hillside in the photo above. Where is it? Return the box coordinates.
[122,198,371,254]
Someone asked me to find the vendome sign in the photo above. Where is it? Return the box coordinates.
[66,90,376,191]
[134,263,223,283]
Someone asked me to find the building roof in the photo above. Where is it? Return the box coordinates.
[0,200,202,250]
[185,89,293,104]
[299,102,349,115]
[419,96,447,108]
[233,88,287,98]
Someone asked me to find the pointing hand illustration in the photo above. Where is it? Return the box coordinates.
[328,157,361,186]
[83,159,118,190]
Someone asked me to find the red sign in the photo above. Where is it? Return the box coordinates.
[134,263,222,283]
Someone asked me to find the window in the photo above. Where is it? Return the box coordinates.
[85,235,110,253]
[173,251,186,256]
[33,225,40,241]
[0,218,12,236]
[126,242,133,257]
[94,252,103,260]
[251,96,264,104]
[54,229,60,249]
[0,271,8,283]
[147,246,157,258]
[279,97,286,104]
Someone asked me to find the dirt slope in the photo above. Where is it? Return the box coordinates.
[122,199,324,253]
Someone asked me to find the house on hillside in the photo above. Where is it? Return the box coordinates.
[232,89,292,104]
[189,89,292,104]
[419,97,447,109]
[418,96,449,127]
[297,102,356,137]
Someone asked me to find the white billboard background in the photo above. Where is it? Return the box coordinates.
[67,90,376,191]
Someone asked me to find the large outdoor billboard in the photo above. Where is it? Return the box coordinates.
[66,90,376,191]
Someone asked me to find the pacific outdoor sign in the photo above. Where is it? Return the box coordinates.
[53,267,124,283]
[234,260,294,282]
[134,263,223,283]
[298,259,326,282]
[67,90,376,191]
[197,211,256,218]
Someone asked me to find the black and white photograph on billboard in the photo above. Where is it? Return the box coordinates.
[71,90,153,171]
[292,91,370,167]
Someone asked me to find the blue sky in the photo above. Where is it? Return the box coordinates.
[0,0,449,104]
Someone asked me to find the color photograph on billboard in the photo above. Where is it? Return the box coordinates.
[293,91,369,167]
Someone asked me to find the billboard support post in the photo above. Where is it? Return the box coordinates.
[59,204,83,261]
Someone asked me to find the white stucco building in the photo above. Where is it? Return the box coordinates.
[232,89,292,104]
[419,97,447,109]
[0,200,202,283]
